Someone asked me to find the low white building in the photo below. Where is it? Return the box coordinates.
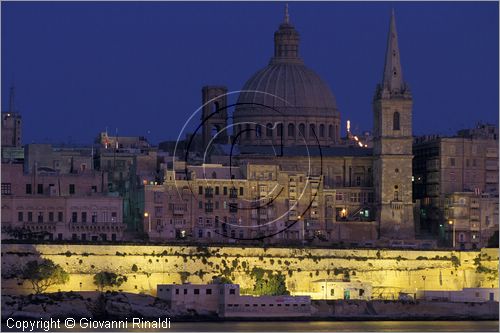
[293,279,372,300]
[157,283,311,317]
[417,288,498,303]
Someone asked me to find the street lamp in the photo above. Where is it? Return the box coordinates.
[448,220,455,248]
[144,212,151,233]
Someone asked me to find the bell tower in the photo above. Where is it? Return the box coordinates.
[373,10,414,239]
[201,86,228,150]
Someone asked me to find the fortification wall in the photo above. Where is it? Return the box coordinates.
[1,244,498,298]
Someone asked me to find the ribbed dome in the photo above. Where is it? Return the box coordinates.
[236,62,338,115]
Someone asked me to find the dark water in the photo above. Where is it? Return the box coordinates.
[2,321,499,332]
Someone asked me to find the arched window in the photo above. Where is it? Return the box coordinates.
[394,191,399,201]
[328,125,333,138]
[319,124,325,137]
[212,101,220,114]
[288,123,295,137]
[255,124,262,138]
[211,125,219,137]
[393,112,400,131]
[299,123,306,137]
[245,124,251,139]
[212,172,217,179]
[277,123,283,137]
[309,124,316,138]
[266,123,273,137]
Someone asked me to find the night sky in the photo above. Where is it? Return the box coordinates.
[2,1,498,145]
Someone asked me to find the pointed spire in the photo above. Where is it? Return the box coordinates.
[381,9,407,95]
[272,3,302,64]
[284,3,290,24]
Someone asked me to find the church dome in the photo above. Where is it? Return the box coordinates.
[233,6,341,146]
[236,61,338,115]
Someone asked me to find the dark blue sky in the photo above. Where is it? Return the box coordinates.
[2,1,498,145]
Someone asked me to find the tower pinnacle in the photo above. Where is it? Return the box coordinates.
[284,3,290,24]
[381,9,408,96]
[272,4,302,63]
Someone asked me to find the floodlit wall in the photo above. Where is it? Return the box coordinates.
[1,244,498,299]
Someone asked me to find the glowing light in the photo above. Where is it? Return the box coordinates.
[354,136,359,141]
[347,120,351,132]
[340,208,348,217]
[448,220,453,225]
[358,142,363,147]
[144,212,149,217]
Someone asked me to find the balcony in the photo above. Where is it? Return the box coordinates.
[205,188,214,198]
[229,203,238,213]
[229,189,238,199]
[173,208,185,216]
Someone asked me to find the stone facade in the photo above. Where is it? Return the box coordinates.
[143,163,377,244]
[1,244,497,299]
[443,192,499,249]
[1,164,125,241]
[413,125,499,236]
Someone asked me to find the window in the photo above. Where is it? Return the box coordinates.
[309,124,316,138]
[183,289,187,295]
[329,125,334,138]
[28,212,33,222]
[81,212,87,223]
[1,183,12,195]
[72,212,78,223]
[288,123,295,137]
[215,186,219,195]
[49,212,54,222]
[198,186,203,195]
[206,289,212,295]
[37,212,43,223]
[175,289,179,295]
[450,158,455,167]
[255,124,262,138]
[393,112,400,130]
[299,123,306,137]
[229,289,236,295]
[26,184,32,194]
[277,123,283,137]
[266,123,273,137]
[111,212,117,222]
[194,289,200,295]
[69,184,75,194]
[319,124,325,137]
[58,212,63,222]
[92,212,97,223]
[239,187,244,196]
[330,289,335,296]
[223,187,227,195]
[394,191,399,201]
[18,212,23,222]
[37,184,43,194]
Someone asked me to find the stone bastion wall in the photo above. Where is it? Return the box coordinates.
[1,244,498,298]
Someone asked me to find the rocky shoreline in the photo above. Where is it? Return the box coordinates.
[2,292,498,322]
